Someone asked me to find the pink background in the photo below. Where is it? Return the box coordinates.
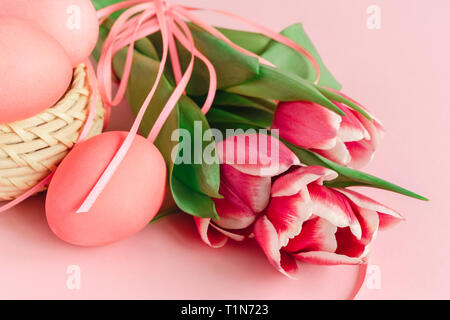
[0,0,449,299]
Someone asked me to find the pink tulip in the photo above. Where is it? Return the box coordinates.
[194,133,301,248]
[254,169,403,277]
[271,93,385,169]
[194,133,403,277]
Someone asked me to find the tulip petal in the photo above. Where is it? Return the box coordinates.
[266,188,313,247]
[283,217,338,253]
[221,164,271,213]
[353,111,385,151]
[355,208,379,246]
[254,216,300,278]
[334,209,378,259]
[334,188,403,219]
[334,227,366,258]
[337,103,370,143]
[308,184,362,239]
[271,166,338,197]
[272,101,341,150]
[210,223,247,242]
[327,88,384,126]
[213,182,256,230]
[345,140,375,169]
[314,138,351,166]
[320,89,384,168]
[292,251,364,265]
[194,217,228,248]
[335,208,379,259]
[216,133,301,177]
[347,113,384,169]
[378,213,403,230]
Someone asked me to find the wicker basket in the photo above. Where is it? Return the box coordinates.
[0,64,105,201]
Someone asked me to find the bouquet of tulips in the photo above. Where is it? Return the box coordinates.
[90,0,426,277]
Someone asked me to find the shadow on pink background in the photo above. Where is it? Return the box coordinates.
[0,0,449,299]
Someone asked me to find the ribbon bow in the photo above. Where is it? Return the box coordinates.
[77,0,321,213]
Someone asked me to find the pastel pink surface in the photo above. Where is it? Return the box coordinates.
[46,131,166,246]
[0,0,99,66]
[0,16,72,122]
[0,0,449,299]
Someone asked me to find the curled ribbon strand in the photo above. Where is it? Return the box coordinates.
[349,263,368,300]
[174,4,322,84]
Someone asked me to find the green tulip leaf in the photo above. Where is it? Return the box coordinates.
[316,86,372,121]
[169,98,222,218]
[172,97,221,199]
[171,174,219,219]
[148,23,260,95]
[216,27,272,55]
[216,23,341,90]
[226,64,345,116]
[207,106,273,129]
[261,23,341,90]
[134,37,160,60]
[284,141,428,201]
[206,91,277,113]
[150,206,180,225]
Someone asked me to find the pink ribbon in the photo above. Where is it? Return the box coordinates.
[77,0,321,213]
[348,263,368,300]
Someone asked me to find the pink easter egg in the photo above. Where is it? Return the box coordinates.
[0,0,32,19]
[0,0,99,66]
[46,131,167,247]
[0,16,73,123]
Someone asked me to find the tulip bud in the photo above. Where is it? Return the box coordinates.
[272,98,385,169]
